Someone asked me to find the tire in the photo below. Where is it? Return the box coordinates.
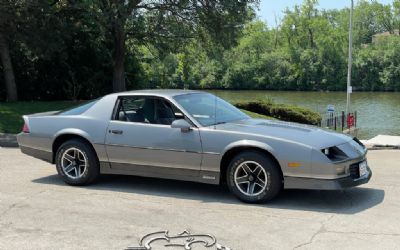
[226,151,282,203]
[55,139,99,186]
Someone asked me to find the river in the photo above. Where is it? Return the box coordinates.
[208,90,400,139]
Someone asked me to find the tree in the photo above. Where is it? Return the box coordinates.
[393,0,400,31]
[0,1,21,101]
[81,0,258,92]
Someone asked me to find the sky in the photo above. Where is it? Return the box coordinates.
[258,0,394,27]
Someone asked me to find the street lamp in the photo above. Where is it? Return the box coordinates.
[346,0,354,115]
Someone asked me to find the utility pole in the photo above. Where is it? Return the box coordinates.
[346,0,354,115]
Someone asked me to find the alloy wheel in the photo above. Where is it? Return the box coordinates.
[234,161,268,196]
[61,147,88,179]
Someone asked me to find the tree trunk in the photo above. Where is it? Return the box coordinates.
[308,28,314,48]
[0,33,18,101]
[111,21,126,92]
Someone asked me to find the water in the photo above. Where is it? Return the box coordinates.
[208,90,400,139]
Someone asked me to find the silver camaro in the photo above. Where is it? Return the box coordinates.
[17,90,372,203]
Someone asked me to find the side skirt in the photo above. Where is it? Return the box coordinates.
[100,162,220,185]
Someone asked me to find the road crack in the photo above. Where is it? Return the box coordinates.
[292,214,334,249]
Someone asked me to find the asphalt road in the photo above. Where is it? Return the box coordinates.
[0,148,399,250]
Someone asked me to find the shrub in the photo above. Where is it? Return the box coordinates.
[235,101,321,125]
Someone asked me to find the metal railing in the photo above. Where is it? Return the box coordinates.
[320,111,358,132]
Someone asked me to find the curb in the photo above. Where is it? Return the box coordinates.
[367,146,400,151]
[0,133,18,147]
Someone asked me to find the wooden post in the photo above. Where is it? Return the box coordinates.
[334,116,337,130]
[355,111,357,128]
[341,111,345,131]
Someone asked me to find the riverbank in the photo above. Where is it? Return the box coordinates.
[210,90,400,139]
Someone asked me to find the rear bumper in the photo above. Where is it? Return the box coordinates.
[17,133,53,163]
[284,166,372,190]
[19,145,52,163]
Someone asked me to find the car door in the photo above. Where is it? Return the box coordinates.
[105,95,202,177]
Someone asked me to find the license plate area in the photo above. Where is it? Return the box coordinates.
[359,161,368,177]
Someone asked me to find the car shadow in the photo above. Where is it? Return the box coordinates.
[32,174,384,215]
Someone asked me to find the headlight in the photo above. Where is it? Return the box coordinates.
[321,146,348,162]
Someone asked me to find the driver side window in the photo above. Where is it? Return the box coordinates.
[115,96,182,125]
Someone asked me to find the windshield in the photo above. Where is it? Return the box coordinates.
[174,93,249,126]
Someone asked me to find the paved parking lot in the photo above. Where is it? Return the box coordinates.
[0,148,399,250]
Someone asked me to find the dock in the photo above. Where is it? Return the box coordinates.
[361,135,400,149]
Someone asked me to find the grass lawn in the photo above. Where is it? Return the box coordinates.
[240,109,275,120]
[0,101,77,134]
[0,101,274,134]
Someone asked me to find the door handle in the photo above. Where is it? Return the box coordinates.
[110,130,123,135]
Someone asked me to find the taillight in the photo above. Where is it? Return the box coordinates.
[22,123,30,133]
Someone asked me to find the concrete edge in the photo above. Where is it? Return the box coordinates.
[367,146,400,151]
[0,133,18,148]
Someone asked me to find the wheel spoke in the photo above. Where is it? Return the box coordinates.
[76,165,81,177]
[241,163,252,174]
[63,163,75,174]
[236,175,250,184]
[252,165,262,176]
[247,182,256,195]
[73,149,78,159]
[72,166,78,177]
[64,153,74,162]
[255,177,265,188]
[77,152,85,161]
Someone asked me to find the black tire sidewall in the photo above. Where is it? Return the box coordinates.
[55,139,99,185]
[227,151,282,203]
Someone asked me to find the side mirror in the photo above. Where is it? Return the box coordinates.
[171,119,192,133]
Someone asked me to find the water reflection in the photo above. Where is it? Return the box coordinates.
[209,90,400,139]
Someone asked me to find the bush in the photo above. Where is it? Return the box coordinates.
[235,100,321,125]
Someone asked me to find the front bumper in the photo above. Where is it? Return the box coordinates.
[284,166,372,190]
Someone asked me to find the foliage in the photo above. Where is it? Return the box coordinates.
[1,0,400,102]
[235,100,321,125]
[354,36,400,91]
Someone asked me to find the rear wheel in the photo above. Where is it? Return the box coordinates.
[55,139,99,185]
[226,151,282,203]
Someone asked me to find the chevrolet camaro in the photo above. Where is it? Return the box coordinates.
[17,90,371,203]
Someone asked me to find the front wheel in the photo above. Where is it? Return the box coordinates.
[226,151,282,203]
[55,139,99,186]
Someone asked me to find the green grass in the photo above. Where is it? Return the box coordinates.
[240,109,275,120]
[0,101,274,134]
[0,101,77,134]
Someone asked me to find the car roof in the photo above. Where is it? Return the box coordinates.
[106,89,205,98]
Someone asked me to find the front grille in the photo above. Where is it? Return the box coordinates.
[350,163,360,179]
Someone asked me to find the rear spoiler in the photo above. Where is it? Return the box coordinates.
[25,110,60,117]
[22,111,59,133]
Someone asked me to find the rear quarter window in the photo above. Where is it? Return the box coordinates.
[58,100,98,116]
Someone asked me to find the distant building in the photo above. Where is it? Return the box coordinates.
[372,29,399,43]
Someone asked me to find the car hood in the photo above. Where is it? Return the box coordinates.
[216,118,353,149]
